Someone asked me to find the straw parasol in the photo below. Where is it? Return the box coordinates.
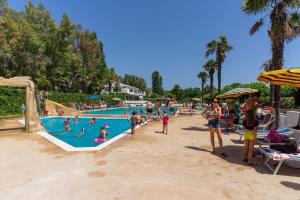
[112,97,123,101]
[191,98,201,102]
[257,68,300,87]
[216,88,258,99]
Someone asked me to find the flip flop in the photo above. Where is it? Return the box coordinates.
[247,162,257,166]
[221,153,228,158]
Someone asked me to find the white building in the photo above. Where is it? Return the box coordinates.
[101,83,146,100]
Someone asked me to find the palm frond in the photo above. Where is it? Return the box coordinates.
[250,18,264,35]
[261,59,273,71]
[203,59,218,72]
[242,0,273,15]
[205,40,217,57]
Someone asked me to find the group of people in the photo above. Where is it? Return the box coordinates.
[130,104,170,135]
[206,92,263,165]
[62,116,110,144]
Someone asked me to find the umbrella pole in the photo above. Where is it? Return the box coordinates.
[274,85,281,129]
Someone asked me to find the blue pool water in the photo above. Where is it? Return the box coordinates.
[85,106,178,116]
[40,117,131,148]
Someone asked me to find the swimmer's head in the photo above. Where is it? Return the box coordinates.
[132,111,137,115]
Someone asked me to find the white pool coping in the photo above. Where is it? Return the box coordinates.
[18,110,179,152]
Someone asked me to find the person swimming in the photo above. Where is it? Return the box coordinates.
[77,128,86,138]
[90,117,97,125]
[74,116,79,123]
[94,125,109,143]
[64,118,70,124]
[65,124,71,131]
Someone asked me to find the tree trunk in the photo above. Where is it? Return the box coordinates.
[201,81,204,107]
[270,4,286,129]
[210,70,214,108]
[269,85,274,106]
[217,60,222,95]
[108,82,112,94]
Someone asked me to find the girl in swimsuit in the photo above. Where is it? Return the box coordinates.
[162,110,169,134]
[208,99,227,157]
[243,109,259,165]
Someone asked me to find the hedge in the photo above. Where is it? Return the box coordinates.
[48,92,125,106]
[0,87,126,116]
[0,87,26,116]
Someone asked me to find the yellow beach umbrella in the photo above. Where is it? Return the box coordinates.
[257,68,300,87]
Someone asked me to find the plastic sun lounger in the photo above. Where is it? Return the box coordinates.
[236,126,294,141]
[258,147,285,175]
[258,147,300,175]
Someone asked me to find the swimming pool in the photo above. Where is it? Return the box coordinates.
[84,106,178,116]
[39,117,131,150]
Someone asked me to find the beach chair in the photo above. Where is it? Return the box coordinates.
[236,126,294,141]
[259,115,275,130]
[258,147,300,175]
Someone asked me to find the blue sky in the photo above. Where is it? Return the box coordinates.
[7,0,300,90]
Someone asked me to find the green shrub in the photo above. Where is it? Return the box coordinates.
[0,87,126,116]
[48,92,125,106]
[0,87,26,116]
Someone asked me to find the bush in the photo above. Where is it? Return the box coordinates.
[0,87,26,116]
[48,92,126,106]
[0,87,126,116]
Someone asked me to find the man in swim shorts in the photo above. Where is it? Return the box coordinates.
[146,101,153,121]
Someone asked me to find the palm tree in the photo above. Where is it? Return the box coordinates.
[105,68,119,94]
[205,35,233,95]
[197,71,208,107]
[261,60,274,105]
[203,60,218,104]
[243,0,300,129]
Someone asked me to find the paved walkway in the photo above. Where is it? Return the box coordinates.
[0,114,299,200]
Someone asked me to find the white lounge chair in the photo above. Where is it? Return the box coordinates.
[258,147,300,175]
[236,126,294,141]
[259,116,275,130]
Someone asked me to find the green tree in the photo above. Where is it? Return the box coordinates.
[104,68,119,94]
[170,84,184,101]
[203,60,218,104]
[122,74,147,91]
[243,0,300,128]
[152,71,163,95]
[197,71,208,107]
[205,35,233,95]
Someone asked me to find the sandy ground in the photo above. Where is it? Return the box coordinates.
[0,114,299,200]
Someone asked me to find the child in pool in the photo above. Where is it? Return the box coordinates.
[94,126,108,143]
[74,116,79,123]
[65,124,71,131]
[162,110,169,134]
[130,111,138,135]
[77,128,86,138]
[89,117,97,125]
[64,118,71,125]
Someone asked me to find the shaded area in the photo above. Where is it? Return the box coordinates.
[182,126,209,132]
[0,127,24,132]
[185,146,211,153]
[280,181,300,191]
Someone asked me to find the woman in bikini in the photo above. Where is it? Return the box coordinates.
[208,99,227,157]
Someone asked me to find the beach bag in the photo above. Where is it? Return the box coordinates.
[265,130,289,143]
[270,139,297,154]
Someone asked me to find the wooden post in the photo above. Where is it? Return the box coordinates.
[25,86,30,132]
